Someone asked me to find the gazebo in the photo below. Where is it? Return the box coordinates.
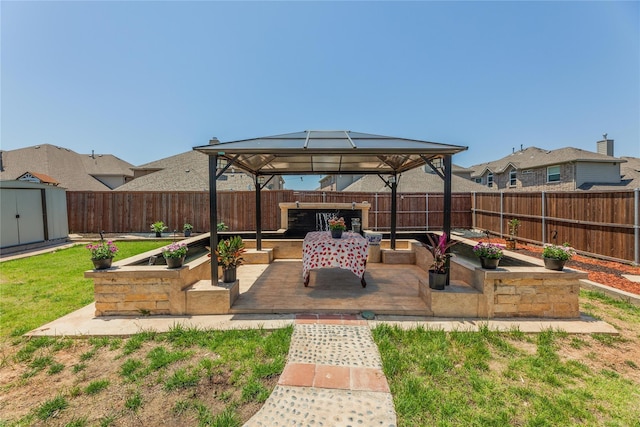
[194,130,468,283]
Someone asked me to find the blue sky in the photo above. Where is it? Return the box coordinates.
[2,1,638,190]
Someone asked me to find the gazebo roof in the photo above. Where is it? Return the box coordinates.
[193,130,468,175]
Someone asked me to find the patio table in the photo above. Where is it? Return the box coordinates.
[302,231,369,287]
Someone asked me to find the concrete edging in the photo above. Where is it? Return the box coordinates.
[580,279,640,307]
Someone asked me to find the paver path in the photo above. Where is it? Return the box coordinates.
[244,314,397,427]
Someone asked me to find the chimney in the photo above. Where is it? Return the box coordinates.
[0,151,4,171]
[597,133,614,156]
[91,150,95,159]
[209,137,220,145]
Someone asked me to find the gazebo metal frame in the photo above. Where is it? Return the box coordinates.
[193,130,468,283]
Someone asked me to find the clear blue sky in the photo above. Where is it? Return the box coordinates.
[2,1,638,190]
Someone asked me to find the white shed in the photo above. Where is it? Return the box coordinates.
[0,180,69,252]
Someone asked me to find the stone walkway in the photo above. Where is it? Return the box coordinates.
[243,314,397,427]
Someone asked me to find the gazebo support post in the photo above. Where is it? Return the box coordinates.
[443,154,452,286]
[255,175,262,251]
[209,155,220,285]
[390,173,398,250]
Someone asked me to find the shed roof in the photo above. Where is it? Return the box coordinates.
[194,130,468,175]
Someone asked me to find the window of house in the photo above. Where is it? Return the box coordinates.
[547,165,561,182]
[509,170,517,186]
[487,173,494,188]
[474,178,482,184]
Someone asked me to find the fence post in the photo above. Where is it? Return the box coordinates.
[425,193,429,231]
[541,191,546,244]
[635,188,639,265]
[374,192,378,230]
[472,192,476,230]
[500,191,504,237]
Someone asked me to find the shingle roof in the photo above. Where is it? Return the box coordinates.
[116,150,260,192]
[342,166,493,192]
[577,156,640,190]
[469,146,624,177]
[0,144,133,190]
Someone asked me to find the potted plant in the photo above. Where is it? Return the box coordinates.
[151,221,167,237]
[183,223,193,237]
[217,222,229,231]
[215,235,246,283]
[424,232,458,290]
[87,239,119,270]
[472,242,504,269]
[506,218,520,250]
[542,243,575,271]
[328,216,346,239]
[161,242,188,268]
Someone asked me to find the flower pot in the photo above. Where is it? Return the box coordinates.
[505,239,516,250]
[543,257,566,271]
[480,257,500,269]
[428,270,447,290]
[222,267,237,283]
[155,232,162,238]
[184,230,192,238]
[92,258,113,270]
[165,255,185,269]
[331,229,343,239]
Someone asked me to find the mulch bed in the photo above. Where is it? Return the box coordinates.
[480,238,640,296]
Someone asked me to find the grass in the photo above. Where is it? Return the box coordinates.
[0,240,171,340]
[372,292,640,426]
[3,327,293,425]
[2,241,640,425]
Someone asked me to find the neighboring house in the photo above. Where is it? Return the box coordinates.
[341,166,491,192]
[468,138,627,191]
[116,150,284,192]
[0,144,134,190]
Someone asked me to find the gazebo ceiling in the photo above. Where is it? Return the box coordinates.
[193,130,468,175]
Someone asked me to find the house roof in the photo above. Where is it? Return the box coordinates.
[577,156,640,190]
[0,144,134,190]
[116,150,266,192]
[469,146,625,177]
[342,166,493,192]
[194,130,468,175]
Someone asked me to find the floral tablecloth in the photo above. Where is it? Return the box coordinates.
[302,231,369,287]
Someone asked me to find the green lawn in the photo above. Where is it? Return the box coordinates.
[373,294,640,426]
[0,241,171,340]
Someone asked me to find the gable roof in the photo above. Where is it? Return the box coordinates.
[342,166,493,192]
[0,144,134,190]
[17,171,60,185]
[194,130,468,175]
[469,146,625,178]
[116,150,265,192]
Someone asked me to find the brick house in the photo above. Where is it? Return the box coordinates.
[468,138,628,191]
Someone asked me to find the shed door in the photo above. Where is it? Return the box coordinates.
[0,190,20,247]
[0,189,45,247]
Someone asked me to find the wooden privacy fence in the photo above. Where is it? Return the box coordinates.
[67,189,640,263]
[472,190,640,264]
[66,190,472,235]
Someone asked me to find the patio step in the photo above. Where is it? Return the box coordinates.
[243,248,274,264]
[419,278,486,318]
[381,249,415,264]
[184,279,239,315]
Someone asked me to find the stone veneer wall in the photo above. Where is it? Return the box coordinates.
[492,278,580,318]
[88,256,211,316]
